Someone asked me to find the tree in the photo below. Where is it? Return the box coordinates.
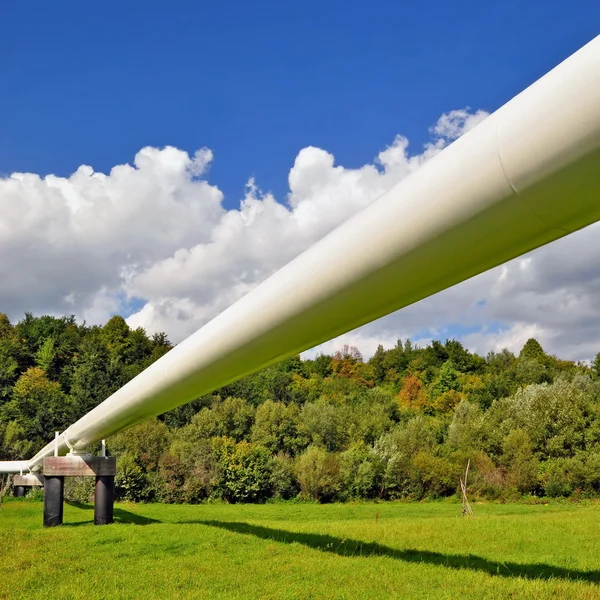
[0,342,19,403]
[398,374,427,410]
[110,419,170,471]
[69,336,119,415]
[502,429,538,494]
[0,420,34,460]
[3,367,74,446]
[35,337,56,374]
[295,446,341,502]
[516,358,550,386]
[251,400,306,455]
[304,354,333,378]
[331,345,374,387]
[212,437,273,503]
[519,338,546,361]
[0,314,13,339]
[299,400,348,452]
[369,344,387,383]
[431,361,460,394]
[186,397,255,442]
[340,443,383,499]
[592,352,600,378]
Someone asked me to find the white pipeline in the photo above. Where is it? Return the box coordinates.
[0,461,29,474]
[2,35,600,474]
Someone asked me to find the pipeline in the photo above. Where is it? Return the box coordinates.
[2,35,600,474]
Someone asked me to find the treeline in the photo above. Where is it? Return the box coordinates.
[2,312,600,503]
[0,313,171,459]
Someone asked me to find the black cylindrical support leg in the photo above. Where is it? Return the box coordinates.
[43,476,64,527]
[14,485,26,498]
[94,476,114,525]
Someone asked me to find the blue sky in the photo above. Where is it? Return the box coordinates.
[1,2,600,360]
[2,1,598,207]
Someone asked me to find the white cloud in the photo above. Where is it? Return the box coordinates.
[430,108,489,140]
[5,107,600,362]
[0,145,223,320]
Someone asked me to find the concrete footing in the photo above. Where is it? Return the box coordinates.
[42,456,116,527]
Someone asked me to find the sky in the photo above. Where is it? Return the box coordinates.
[1,1,600,361]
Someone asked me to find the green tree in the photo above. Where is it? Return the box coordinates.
[369,344,387,383]
[3,367,74,446]
[592,352,600,379]
[212,437,272,503]
[69,336,120,415]
[502,429,538,494]
[299,400,348,452]
[295,445,341,502]
[35,337,56,373]
[340,443,383,499]
[0,342,19,403]
[251,400,306,455]
[519,338,546,361]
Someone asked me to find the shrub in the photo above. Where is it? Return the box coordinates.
[270,453,300,500]
[212,437,273,503]
[502,429,538,494]
[411,452,457,498]
[157,452,187,503]
[295,446,341,502]
[64,476,95,503]
[463,451,505,500]
[340,443,383,500]
[115,451,153,502]
[540,458,585,498]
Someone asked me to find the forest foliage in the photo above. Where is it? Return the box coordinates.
[3,312,600,504]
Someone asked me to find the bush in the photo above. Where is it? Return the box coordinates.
[295,446,341,502]
[540,458,585,498]
[270,453,300,500]
[64,476,95,503]
[462,451,505,500]
[412,452,457,498]
[212,437,273,503]
[502,429,538,494]
[115,452,154,502]
[25,487,45,502]
[340,443,384,500]
[157,452,187,503]
[582,453,600,494]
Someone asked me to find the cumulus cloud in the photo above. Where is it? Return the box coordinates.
[430,108,489,140]
[3,107,599,361]
[0,146,223,319]
[321,220,600,363]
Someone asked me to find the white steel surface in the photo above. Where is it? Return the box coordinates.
[1,461,29,474]
[2,36,600,473]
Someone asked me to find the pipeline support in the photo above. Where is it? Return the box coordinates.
[43,475,64,527]
[42,456,116,527]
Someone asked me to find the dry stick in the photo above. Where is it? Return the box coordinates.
[461,459,473,516]
[0,474,6,507]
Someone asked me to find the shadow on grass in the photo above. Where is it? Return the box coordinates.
[63,501,160,526]
[193,520,600,584]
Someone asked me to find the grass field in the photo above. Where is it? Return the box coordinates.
[1,499,599,599]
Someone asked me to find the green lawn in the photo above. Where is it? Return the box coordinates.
[1,499,599,599]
